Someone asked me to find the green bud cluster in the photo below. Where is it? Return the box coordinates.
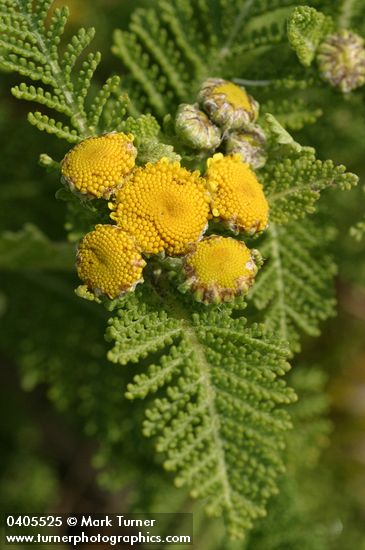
[174,78,267,169]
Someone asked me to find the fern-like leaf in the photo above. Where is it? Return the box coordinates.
[0,0,127,140]
[245,365,332,550]
[106,285,296,538]
[112,0,307,118]
[248,218,337,352]
[119,114,181,164]
[262,114,358,224]
[261,99,323,131]
[287,6,334,67]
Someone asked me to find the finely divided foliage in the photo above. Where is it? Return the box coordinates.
[106,287,295,537]
[262,114,357,227]
[287,6,334,66]
[111,0,295,117]
[0,0,360,541]
[0,0,126,141]
[249,116,356,352]
[249,219,337,352]
[111,0,338,119]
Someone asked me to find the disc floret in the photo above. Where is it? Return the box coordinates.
[77,224,145,299]
[182,235,260,304]
[110,158,210,255]
[205,153,269,234]
[61,132,137,199]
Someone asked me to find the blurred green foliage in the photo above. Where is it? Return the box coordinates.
[0,0,365,547]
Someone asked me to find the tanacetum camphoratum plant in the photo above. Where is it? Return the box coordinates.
[1,0,364,541]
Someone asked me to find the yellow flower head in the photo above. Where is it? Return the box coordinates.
[205,153,269,234]
[76,224,145,299]
[182,235,260,304]
[198,78,259,130]
[110,158,210,255]
[61,132,137,199]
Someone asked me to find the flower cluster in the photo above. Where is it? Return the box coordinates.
[61,81,270,303]
[175,78,267,169]
[109,158,209,255]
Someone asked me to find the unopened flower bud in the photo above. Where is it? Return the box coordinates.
[198,78,259,130]
[175,103,221,150]
[225,125,267,169]
[317,30,365,92]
